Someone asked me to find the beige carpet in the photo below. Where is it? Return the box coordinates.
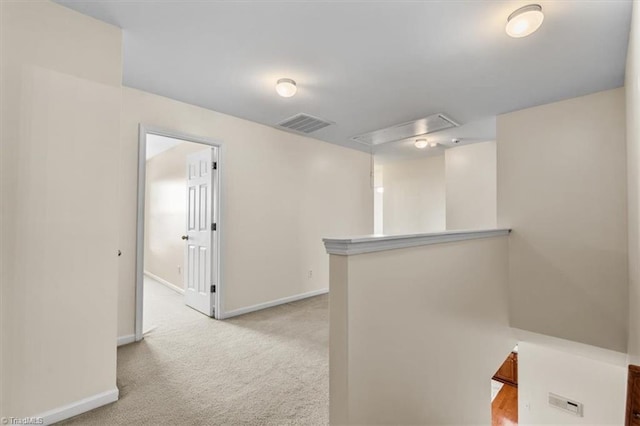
[60,278,329,425]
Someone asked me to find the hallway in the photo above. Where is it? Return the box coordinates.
[62,279,329,425]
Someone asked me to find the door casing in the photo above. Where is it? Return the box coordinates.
[135,125,223,341]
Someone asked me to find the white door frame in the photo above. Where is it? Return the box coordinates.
[135,124,224,341]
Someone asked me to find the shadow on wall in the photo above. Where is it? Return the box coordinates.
[508,230,628,352]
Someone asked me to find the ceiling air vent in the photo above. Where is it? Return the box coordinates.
[351,113,460,146]
[278,113,334,134]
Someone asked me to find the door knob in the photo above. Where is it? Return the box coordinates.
[181,235,189,240]
[634,411,640,419]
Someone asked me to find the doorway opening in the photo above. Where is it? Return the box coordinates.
[491,345,519,426]
[135,126,222,341]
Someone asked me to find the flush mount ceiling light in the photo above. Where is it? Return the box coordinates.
[506,4,544,38]
[276,78,297,98]
[414,139,429,149]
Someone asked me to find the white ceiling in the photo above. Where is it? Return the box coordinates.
[374,117,497,164]
[57,0,631,159]
[146,134,183,160]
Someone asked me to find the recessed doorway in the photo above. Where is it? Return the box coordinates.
[135,126,223,341]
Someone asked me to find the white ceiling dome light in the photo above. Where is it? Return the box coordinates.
[506,4,544,38]
[276,78,297,97]
[414,139,429,149]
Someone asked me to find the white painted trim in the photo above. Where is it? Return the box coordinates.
[36,388,118,425]
[144,270,185,294]
[323,228,511,255]
[220,288,328,319]
[117,334,136,347]
[136,125,224,342]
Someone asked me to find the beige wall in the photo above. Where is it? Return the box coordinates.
[627,0,640,365]
[382,155,446,234]
[379,141,497,235]
[144,141,205,291]
[119,88,373,335]
[1,0,121,418]
[497,88,628,352]
[330,236,515,424]
[517,333,627,425]
[445,141,497,230]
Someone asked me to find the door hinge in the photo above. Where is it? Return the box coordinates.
[212,162,217,170]
[211,285,216,293]
[211,223,217,231]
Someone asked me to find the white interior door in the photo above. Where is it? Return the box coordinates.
[183,147,218,316]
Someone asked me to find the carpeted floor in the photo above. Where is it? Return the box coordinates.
[60,278,329,425]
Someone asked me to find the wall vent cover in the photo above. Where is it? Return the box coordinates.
[351,113,459,146]
[278,113,334,134]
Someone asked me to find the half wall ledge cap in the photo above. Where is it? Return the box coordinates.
[323,228,511,256]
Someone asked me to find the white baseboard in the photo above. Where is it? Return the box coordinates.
[144,270,184,294]
[221,288,328,319]
[117,334,136,347]
[37,387,118,425]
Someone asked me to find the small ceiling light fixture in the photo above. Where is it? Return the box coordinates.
[276,78,297,98]
[506,4,544,38]
[415,139,429,149]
